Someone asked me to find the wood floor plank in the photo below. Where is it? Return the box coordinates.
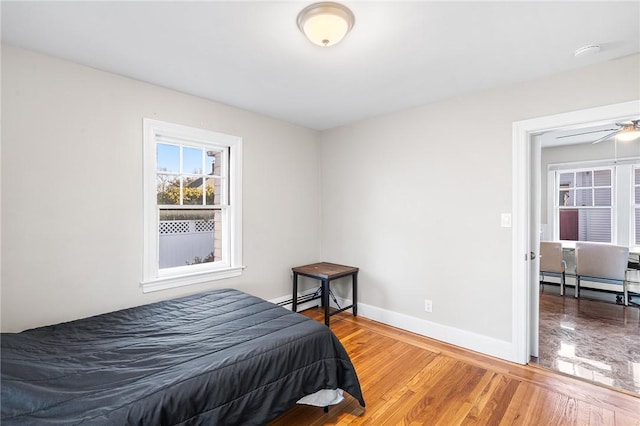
[457,372,499,425]
[351,356,449,426]
[269,308,640,426]
[495,381,531,425]
[422,363,487,422]
[464,375,519,425]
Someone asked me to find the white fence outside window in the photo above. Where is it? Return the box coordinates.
[159,220,215,268]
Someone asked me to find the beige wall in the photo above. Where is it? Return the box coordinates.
[2,43,639,355]
[319,54,639,342]
[1,45,320,332]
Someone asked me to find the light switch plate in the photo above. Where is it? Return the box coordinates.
[501,213,512,228]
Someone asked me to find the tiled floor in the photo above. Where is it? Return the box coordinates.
[531,290,640,395]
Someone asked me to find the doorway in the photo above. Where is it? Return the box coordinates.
[511,100,640,384]
[534,126,640,393]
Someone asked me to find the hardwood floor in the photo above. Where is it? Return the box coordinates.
[270,308,640,425]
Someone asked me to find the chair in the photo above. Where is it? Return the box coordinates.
[574,242,629,305]
[539,241,566,295]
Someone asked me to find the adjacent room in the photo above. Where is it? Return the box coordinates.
[2,1,639,424]
[534,124,640,395]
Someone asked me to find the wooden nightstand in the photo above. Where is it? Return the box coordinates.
[291,262,359,326]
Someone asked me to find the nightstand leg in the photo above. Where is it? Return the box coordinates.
[292,272,299,313]
[353,272,358,317]
[322,278,330,326]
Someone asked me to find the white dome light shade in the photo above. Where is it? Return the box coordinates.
[297,2,355,47]
[616,128,640,142]
[303,12,349,46]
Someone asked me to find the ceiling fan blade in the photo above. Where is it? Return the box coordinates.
[591,131,618,144]
[555,128,618,139]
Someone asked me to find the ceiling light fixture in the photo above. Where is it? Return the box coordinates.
[297,2,355,47]
[616,122,640,142]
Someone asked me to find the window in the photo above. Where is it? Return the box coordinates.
[142,119,243,292]
[548,158,640,247]
[555,168,613,243]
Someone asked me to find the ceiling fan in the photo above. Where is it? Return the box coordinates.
[556,119,640,145]
[555,119,640,144]
[591,120,640,144]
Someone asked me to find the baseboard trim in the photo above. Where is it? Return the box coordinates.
[355,300,514,362]
[272,292,515,363]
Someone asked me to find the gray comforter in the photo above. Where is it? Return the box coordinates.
[1,288,364,425]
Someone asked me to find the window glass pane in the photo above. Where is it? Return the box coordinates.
[157,143,180,172]
[559,209,578,240]
[578,209,611,242]
[593,169,611,186]
[559,172,574,189]
[575,171,592,187]
[157,174,179,205]
[593,188,611,206]
[574,189,592,206]
[183,147,203,174]
[158,209,217,269]
[635,186,640,204]
[636,208,640,245]
[206,178,223,205]
[635,168,640,185]
[560,190,573,206]
[206,150,222,176]
[182,177,204,205]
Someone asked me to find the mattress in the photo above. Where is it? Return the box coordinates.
[1,288,365,425]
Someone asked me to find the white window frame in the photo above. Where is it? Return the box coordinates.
[553,165,614,243]
[142,118,243,293]
[547,157,640,247]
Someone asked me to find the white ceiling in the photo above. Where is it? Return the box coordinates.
[1,1,639,130]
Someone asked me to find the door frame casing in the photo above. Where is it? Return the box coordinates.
[511,100,640,364]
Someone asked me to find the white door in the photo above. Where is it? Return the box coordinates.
[529,135,542,358]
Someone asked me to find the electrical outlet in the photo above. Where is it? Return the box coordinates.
[424,299,433,313]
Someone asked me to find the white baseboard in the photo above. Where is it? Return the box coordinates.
[273,292,515,363]
[355,300,514,362]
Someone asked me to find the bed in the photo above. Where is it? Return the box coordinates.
[1,288,365,425]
